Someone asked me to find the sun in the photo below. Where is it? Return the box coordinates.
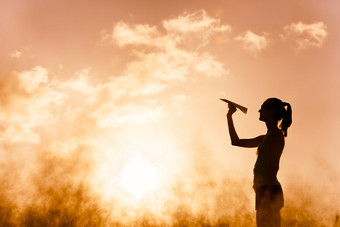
[119,155,162,199]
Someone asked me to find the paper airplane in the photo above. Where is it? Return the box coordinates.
[220,98,248,114]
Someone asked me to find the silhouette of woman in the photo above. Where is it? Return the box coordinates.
[226,98,292,227]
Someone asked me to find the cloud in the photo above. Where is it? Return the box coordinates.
[10,50,22,59]
[104,22,160,47]
[59,68,95,95]
[235,31,271,54]
[0,67,66,143]
[101,10,231,49]
[282,21,328,49]
[92,102,165,128]
[0,11,230,141]
[194,53,227,77]
[126,50,192,82]
[18,66,49,93]
[163,10,231,34]
[93,10,229,127]
[103,10,229,79]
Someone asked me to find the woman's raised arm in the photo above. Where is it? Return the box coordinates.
[227,104,264,148]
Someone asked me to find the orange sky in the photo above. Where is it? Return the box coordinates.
[0,0,339,224]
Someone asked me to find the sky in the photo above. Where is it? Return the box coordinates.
[0,0,340,225]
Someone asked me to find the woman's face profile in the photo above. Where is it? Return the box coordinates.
[259,102,274,122]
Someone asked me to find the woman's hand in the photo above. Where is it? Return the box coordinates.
[227,103,237,117]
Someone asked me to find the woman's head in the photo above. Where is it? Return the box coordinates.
[259,98,292,136]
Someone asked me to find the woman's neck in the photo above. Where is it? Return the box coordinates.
[266,120,278,132]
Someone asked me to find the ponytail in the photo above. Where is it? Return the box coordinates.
[280,102,292,137]
[263,98,293,137]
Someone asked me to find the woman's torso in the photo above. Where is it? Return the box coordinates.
[253,129,284,189]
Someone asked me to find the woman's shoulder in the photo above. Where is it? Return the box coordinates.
[272,127,283,135]
[268,128,284,143]
[268,127,283,135]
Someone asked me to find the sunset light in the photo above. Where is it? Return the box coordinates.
[119,155,162,199]
[0,0,339,226]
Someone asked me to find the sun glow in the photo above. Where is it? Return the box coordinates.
[119,155,162,199]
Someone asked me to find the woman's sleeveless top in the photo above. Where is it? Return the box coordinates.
[253,131,283,189]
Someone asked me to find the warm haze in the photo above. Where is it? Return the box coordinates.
[0,0,339,226]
